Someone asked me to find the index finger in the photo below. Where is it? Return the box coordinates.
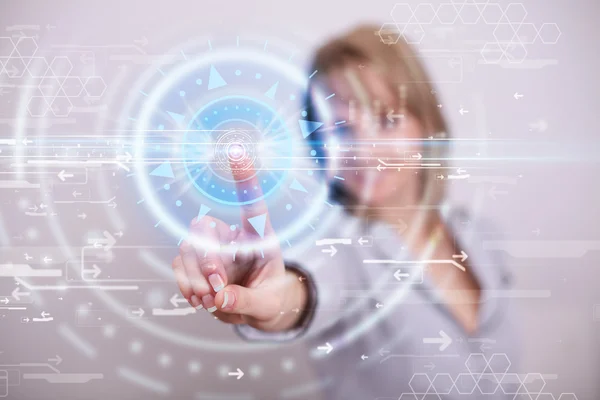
[228,145,273,238]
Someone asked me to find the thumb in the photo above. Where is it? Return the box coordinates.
[214,284,281,320]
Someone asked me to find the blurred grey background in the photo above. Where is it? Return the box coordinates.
[0,0,599,399]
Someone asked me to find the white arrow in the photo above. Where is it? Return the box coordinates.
[318,342,333,354]
[375,302,383,309]
[131,308,145,318]
[12,287,30,301]
[452,250,468,263]
[393,269,410,281]
[411,153,423,160]
[357,237,368,246]
[228,368,244,380]
[386,109,405,123]
[57,170,73,182]
[39,203,47,210]
[361,354,368,360]
[379,348,390,357]
[423,330,452,351]
[40,311,51,318]
[77,213,87,220]
[48,355,62,366]
[0,297,8,305]
[43,256,52,263]
[488,186,508,200]
[376,164,385,172]
[87,231,116,250]
[321,245,337,257]
[424,362,435,371]
[456,168,467,174]
[514,92,524,100]
[108,201,117,209]
[459,107,469,116]
[170,294,188,308]
[72,190,81,198]
[114,230,123,238]
[28,205,39,212]
[82,264,102,279]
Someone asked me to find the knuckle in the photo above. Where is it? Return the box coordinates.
[171,255,183,270]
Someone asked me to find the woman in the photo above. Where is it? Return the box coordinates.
[172,25,519,399]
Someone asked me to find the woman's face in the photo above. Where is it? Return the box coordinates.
[316,65,426,207]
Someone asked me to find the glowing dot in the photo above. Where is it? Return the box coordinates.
[249,364,262,378]
[158,353,172,368]
[232,191,236,195]
[308,170,313,175]
[246,108,250,111]
[228,143,245,160]
[196,78,202,85]
[255,73,262,79]
[235,70,241,76]
[176,200,182,207]
[213,110,218,115]
[282,358,296,372]
[243,190,247,193]
[218,365,230,378]
[209,221,216,228]
[262,180,266,183]
[189,361,202,374]
[163,184,170,190]
[158,124,165,130]
[230,225,236,231]
[286,204,292,211]
[211,185,215,188]
[103,324,116,338]
[301,111,307,117]
[310,149,317,156]
[204,117,209,121]
[290,94,296,100]
[179,90,185,97]
[130,340,143,354]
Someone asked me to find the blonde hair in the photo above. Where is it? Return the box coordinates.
[306,24,448,206]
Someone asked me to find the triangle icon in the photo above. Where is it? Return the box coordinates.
[167,111,185,124]
[150,161,174,178]
[264,81,279,99]
[247,213,267,238]
[208,65,227,90]
[196,204,211,221]
[298,119,323,138]
[289,178,308,193]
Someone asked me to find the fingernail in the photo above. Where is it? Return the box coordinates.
[202,294,217,313]
[208,274,224,292]
[221,291,236,310]
[190,295,203,310]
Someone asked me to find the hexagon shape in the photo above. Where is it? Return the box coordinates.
[558,394,578,400]
[504,3,528,26]
[454,373,477,395]
[465,353,488,377]
[378,23,402,45]
[0,37,15,57]
[498,373,521,395]
[476,373,499,395]
[408,373,432,394]
[48,56,73,76]
[0,58,5,74]
[3,57,27,78]
[413,4,436,24]
[421,394,442,400]
[538,394,556,400]
[84,76,107,97]
[487,353,511,375]
[481,3,504,24]
[401,23,425,44]
[458,3,481,24]
[14,37,38,57]
[26,96,51,117]
[391,3,414,25]
[60,76,84,97]
[515,23,539,44]
[49,96,74,117]
[398,394,419,400]
[431,373,454,394]
[538,23,561,44]
[436,3,458,24]
[505,41,528,63]
[38,76,62,98]
[24,57,49,78]
[494,23,517,44]
[521,373,546,395]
